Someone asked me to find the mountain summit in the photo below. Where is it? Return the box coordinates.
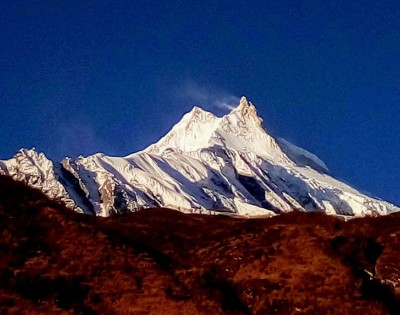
[146,96,287,163]
[232,96,262,124]
[1,97,398,217]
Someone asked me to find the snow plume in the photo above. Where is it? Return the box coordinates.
[177,82,239,111]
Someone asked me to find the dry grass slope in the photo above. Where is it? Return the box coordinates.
[0,175,399,314]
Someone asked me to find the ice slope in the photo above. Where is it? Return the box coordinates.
[1,97,398,217]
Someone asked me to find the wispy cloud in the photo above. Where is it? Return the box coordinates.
[55,118,106,159]
[176,81,239,111]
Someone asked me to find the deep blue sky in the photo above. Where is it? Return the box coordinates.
[1,0,399,205]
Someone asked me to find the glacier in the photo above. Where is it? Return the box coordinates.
[1,96,398,217]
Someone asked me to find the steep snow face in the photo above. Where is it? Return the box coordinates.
[1,97,399,217]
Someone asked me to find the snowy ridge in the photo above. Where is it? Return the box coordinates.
[1,97,398,217]
[0,149,82,212]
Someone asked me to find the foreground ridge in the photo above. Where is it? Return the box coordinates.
[0,97,398,216]
[0,175,399,314]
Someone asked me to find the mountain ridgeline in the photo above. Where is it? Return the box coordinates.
[0,97,398,217]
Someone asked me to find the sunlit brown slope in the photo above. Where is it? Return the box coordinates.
[0,175,399,314]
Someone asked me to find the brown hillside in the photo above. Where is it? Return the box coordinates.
[0,175,399,314]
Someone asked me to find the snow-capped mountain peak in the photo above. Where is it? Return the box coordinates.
[1,96,399,217]
[230,96,263,126]
[143,106,220,155]
[144,96,286,160]
[209,98,289,163]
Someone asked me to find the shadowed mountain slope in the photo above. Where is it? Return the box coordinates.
[0,175,399,314]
